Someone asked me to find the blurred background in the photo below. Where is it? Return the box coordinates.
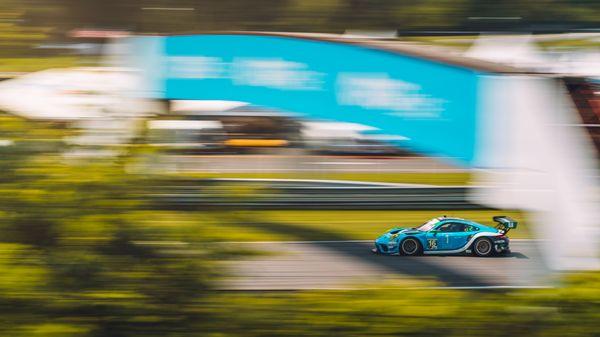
[0,1,598,336]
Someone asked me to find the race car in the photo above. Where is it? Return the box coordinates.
[372,216,517,257]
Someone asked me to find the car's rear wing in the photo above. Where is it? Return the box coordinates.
[493,216,518,233]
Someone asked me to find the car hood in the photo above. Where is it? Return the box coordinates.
[376,227,421,244]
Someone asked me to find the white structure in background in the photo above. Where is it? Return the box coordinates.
[474,75,600,270]
[301,121,377,140]
[0,67,160,156]
[170,100,248,113]
[0,67,133,120]
[465,34,553,72]
[342,30,398,39]
[466,34,600,270]
[147,119,224,149]
[553,48,600,79]
[301,121,408,155]
[465,34,600,79]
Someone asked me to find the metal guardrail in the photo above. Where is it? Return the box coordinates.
[149,179,484,210]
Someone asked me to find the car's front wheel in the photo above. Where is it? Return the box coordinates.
[472,237,494,257]
[399,237,422,256]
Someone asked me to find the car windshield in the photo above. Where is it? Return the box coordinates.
[416,218,441,231]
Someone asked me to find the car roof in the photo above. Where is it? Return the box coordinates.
[437,217,498,231]
[438,217,484,226]
[437,216,467,222]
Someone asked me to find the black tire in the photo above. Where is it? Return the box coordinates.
[472,237,494,257]
[399,237,422,256]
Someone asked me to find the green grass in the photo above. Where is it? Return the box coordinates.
[404,35,600,50]
[176,171,472,186]
[537,38,600,49]
[203,272,600,337]
[142,210,529,242]
[0,21,99,73]
[257,210,529,239]
[0,56,98,73]
[403,36,475,50]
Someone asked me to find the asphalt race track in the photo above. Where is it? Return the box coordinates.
[223,240,552,290]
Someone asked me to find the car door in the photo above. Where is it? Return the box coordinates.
[424,229,441,251]
[460,224,480,247]
[426,221,451,250]
[431,222,466,250]
[448,222,470,249]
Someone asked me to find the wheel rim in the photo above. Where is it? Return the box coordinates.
[402,239,418,254]
[476,240,491,255]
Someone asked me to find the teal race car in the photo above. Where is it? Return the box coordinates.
[372,216,517,257]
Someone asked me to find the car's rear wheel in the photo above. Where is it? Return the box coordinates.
[472,237,493,257]
[400,237,422,256]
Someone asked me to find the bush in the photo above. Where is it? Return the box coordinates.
[0,115,219,336]
[202,273,599,337]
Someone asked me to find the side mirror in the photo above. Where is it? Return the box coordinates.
[430,230,438,236]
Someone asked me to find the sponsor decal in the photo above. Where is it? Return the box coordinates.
[427,238,438,250]
[336,73,446,119]
[167,56,325,91]
[232,58,324,90]
[168,56,227,79]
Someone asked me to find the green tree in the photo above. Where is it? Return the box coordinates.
[8,0,600,34]
[0,114,217,336]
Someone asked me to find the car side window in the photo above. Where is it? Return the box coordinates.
[436,222,465,232]
[464,225,479,232]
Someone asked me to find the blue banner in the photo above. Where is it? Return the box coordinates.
[131,34,486,164]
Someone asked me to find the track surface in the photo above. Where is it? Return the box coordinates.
[223,241,551,290]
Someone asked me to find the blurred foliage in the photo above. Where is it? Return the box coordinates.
[0,0,597,71]
[201,272,600,337]
[0,56,96,72]
[1,0,599,35]
[0,1,97,70]
[0,114,219,336]
[0,113,596,337]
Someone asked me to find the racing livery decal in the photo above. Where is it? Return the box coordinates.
[427,238,438,250]
[373,216,517,257]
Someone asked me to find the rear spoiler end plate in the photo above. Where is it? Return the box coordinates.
[493,216,518,232]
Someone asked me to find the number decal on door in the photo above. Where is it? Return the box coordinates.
[427,239,438,250]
